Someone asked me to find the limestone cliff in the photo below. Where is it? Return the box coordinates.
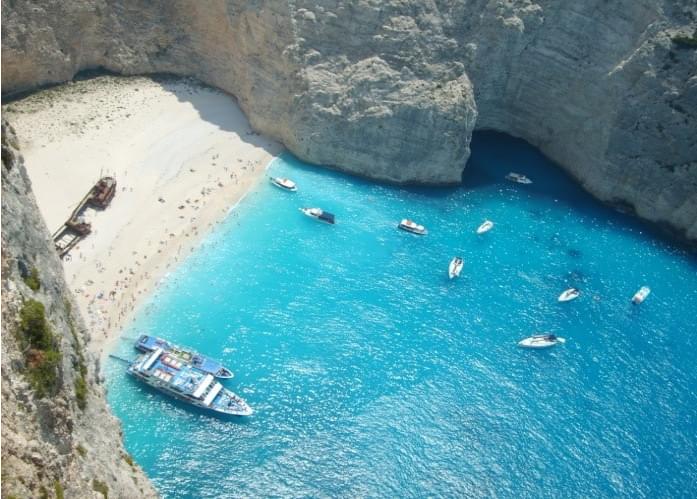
[1,1,695,239]
[1,120,158,498]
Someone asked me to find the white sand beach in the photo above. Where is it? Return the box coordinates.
[3,75,282,360]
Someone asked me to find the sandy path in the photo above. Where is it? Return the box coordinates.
[3,75,282,361]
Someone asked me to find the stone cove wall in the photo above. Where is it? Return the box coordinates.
[1,2,695,224]
[1,120,158,498]
[0,2,694,495]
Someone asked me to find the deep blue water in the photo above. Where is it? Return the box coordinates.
[106,132,697,498]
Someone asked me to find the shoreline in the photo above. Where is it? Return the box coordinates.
[2,75,283,363]
[92,155,278,363]
[96,156,277,363]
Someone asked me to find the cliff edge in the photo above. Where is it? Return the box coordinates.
[1,120,157,498]
[1,1,695,239]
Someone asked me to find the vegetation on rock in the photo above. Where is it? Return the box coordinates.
[74,376,87,410]
[18,299,61,397]
[123,453,135,468]
[66,300,88,409]
[54,481,64,499]
[22,266,41,291]
[92,479,109,499]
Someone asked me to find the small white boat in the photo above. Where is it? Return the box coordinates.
[448,257,464,279]
[505,172,533,184]
[476,220,494,234]
[300,207,335,224]
[632,286,651,304]
[398,219,427,235]
[518,334,566,349]
[558,287,580,302]
[270,176,297,192]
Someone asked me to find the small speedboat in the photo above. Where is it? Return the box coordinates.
[505,172,533,184]
[300,207,335,224]
[270,176,297,192]
[558,287,580,302]
[632,286,651,304]
[448,257,464,279]
[398,219,427,235]
[518,334,566,349]
[476,220,494,234]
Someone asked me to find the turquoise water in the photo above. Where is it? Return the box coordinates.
[106,132,697,498]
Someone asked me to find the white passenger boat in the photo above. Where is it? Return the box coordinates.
[632,286,651,304]
[448,257,464,279]
[505,172,533,184]
[270,176,297,191]
[398,219,427,235]
[476,220,494,234]
[558,288,580,302]
[127,348,252,416]
[300,207,335,224]
[518,334,566,349]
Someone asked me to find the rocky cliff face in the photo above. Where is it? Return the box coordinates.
[1,1,695,236]
[456,1,697,243]
[1,120,157,498]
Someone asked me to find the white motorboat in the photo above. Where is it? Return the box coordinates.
[448,257,464,279]
[398,219,427,235]
[632,286,651,304]
[299,207,335,224]
[558,287,580,302]
[270,176,297,192]
[476,220,494,234]
[518,334,566,349]
[505,172,533,184]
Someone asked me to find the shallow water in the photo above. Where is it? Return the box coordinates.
[106,132,697,498]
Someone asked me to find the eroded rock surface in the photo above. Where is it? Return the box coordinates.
[1,1,695,235]
[1,120,158,499]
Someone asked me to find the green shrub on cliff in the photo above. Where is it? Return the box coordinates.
[66,302,88,410]
[18,299,61,397]
[19,299,52,349]
[54,481,64,499]
[92,479,109,499]
[27,349,61,397]
[75,376,87,410]
[22,266,41,291]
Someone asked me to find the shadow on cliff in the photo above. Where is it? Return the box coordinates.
[465,130,697,256]
[465,131,632,218]
[149,73,280,158]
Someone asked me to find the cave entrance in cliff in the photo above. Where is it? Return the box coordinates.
[461,129,682,246]
[462,130,613,217]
